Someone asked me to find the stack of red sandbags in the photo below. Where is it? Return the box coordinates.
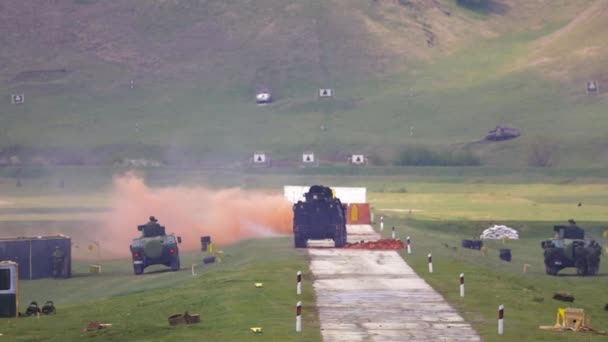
[344,239,405,250]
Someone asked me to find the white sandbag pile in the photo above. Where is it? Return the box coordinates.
[480,225,519,240]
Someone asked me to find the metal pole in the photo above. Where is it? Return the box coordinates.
[460,273,465,297]
[297,271,302,295]
[296,301,302,332]
[498,305,504,335]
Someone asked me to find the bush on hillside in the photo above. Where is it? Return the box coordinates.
[457,0,490,9]
[527,139,558,167]
[394,146,480,166]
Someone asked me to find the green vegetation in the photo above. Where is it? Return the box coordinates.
[2,239,321,342]
[374,182,608,341]
[395,146,480,166]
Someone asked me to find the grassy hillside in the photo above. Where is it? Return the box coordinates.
[1,0,607,166]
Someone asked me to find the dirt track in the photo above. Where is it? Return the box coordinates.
[308,225,480,341]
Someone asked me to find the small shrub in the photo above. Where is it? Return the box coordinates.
[394,146,480,166]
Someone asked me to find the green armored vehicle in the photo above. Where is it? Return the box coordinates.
[130,216,182,275]
[541,221,602,276]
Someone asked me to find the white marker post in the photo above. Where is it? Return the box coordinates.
[498,305,504,335]
[407,236,412,254]
[191,264,196,276]
[380,216,384,231]
[391,227,396,239]
[459,273,465,297]
[428,253,433,273]
[297,271,302,295]
[296,301,302,332]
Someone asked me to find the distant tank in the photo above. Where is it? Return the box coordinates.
[293,185,347,248]
[485,125,520,141]
[130,217,182,275]
[541,221,602,276]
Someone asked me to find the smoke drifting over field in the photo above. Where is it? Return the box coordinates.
[99,174,293,258]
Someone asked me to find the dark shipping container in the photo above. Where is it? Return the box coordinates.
[0,236,71,280]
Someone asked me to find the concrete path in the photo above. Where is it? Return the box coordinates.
[308,225,480,342]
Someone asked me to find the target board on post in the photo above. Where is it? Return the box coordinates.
[302,152,316,166]
[251,151,270,167]
[11,94,25,104]
[350,154,366,165]
[319,89,333,97]
[586,81,599,95]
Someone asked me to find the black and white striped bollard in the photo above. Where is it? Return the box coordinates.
[297,271,302,295]
[406,236,412,254]
[428,253,433,273]
[391,226,396,239]
[498,304,504,335]
[459,273,464,297]
[296,301,302,332]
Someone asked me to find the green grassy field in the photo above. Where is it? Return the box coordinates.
[1,169,608,341]
[2,238,321,342]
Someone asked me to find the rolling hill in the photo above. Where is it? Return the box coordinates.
[0,0,606,167]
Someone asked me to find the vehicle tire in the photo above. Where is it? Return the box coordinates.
[134,264,144,275]
[574,248,588,276]
[544,249,560,276]
[170,257,180,271]
[586,251,600,276]
[294,233,307,248]
[334,232,345,248]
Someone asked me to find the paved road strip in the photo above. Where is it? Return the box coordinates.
[308,224,480,341]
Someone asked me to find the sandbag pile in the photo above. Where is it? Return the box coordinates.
[344,239,405,250]
[480,225,519,240]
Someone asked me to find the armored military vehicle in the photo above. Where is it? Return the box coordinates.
[293,185,347,248]
[541,221,602,276]
[130,217,182,275]
[485,125,520,141]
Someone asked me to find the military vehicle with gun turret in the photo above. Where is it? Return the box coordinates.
[541,220,602,276]
[130,216,182,275]
[293,185,347,248]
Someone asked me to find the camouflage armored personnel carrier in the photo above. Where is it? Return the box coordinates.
[293,185,347,248]
[541,221,602,276]
[130,217,182,275]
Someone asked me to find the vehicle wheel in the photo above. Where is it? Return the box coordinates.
[586,252,600,276]
[575,248,588,276]
[171,257,181,271]
[134,264,144,275]
[544,249,560,276]
[334,234,344,248]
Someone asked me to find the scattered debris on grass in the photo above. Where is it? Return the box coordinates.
[553,291,575,302]
[540,308,608,335]
[344,239,405,250]
[82,321,112,332]
[168,312,201,326]
[480,225,519,240]
[250,327,263,333]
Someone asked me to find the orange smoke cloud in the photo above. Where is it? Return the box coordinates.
[97,173,293,258]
